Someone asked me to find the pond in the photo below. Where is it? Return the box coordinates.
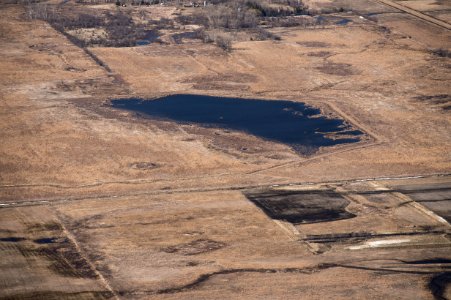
[136,30,160,46]
[111,94,363,153]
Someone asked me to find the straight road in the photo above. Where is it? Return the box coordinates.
[375,0,451,30]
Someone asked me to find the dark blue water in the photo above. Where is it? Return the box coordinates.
[136,30,160,46]
[34,237,58,244]
[172,31,200,44]
[0,237,26,242]
[111,94,362,153]
[336,18,352,25]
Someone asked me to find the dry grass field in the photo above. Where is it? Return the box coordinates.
[0,0,450,299]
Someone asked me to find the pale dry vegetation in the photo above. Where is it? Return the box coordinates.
[26,4,151,47]
[23,0,318,51]
[23,0,350,52]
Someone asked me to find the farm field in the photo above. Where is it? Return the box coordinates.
[0,0,450,298]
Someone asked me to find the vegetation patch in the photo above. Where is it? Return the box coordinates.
[316,62,356,76]
[27,222,63,232]
[413,94,451,111]
[430,48,451,58]
[22,222,99,278]
[297,41,330,48]
[307,51,332,57]
[0,291,114,300]
[25,4,151,47]
[162,239,226,255]
[129,161,160,170]
[22,0,351,52]
[244,189,356,224]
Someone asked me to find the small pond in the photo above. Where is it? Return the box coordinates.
[111,94,363,153]
[136,30,160,46]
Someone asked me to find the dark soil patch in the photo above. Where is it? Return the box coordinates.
[192,82,250,91]
[34,240,97,278]
[29,43,62,54]
[307,51,332,57]
[129,161,160,170]
[184,73,258,85]
[431,48,451,58]
[162,239,226,256]
[155,265,331,295]
[0,291,114,300]
[428,272,451,300]
[172,31,202,44]
[244,189,356,224]
[27,222,63,232]
[33,239,96,278]
[18,225,97,278]
[414,94,450,104]
[316,63,356,76]
[297,41,330,48]
[413,94,450,111]
[433,0,448,5]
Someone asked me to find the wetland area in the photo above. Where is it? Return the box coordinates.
[111,94,363,154]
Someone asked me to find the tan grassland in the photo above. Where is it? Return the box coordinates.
[0,0,450,299]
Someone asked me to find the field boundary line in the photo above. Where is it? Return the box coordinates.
[52,208,121,300]
[375,0,451,30]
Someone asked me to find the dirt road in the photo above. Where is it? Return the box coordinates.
[375,0,451,29]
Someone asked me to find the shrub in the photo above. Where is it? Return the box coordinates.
[431,48,451,58]
[215,34,232,51]
[253,27,280,40]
